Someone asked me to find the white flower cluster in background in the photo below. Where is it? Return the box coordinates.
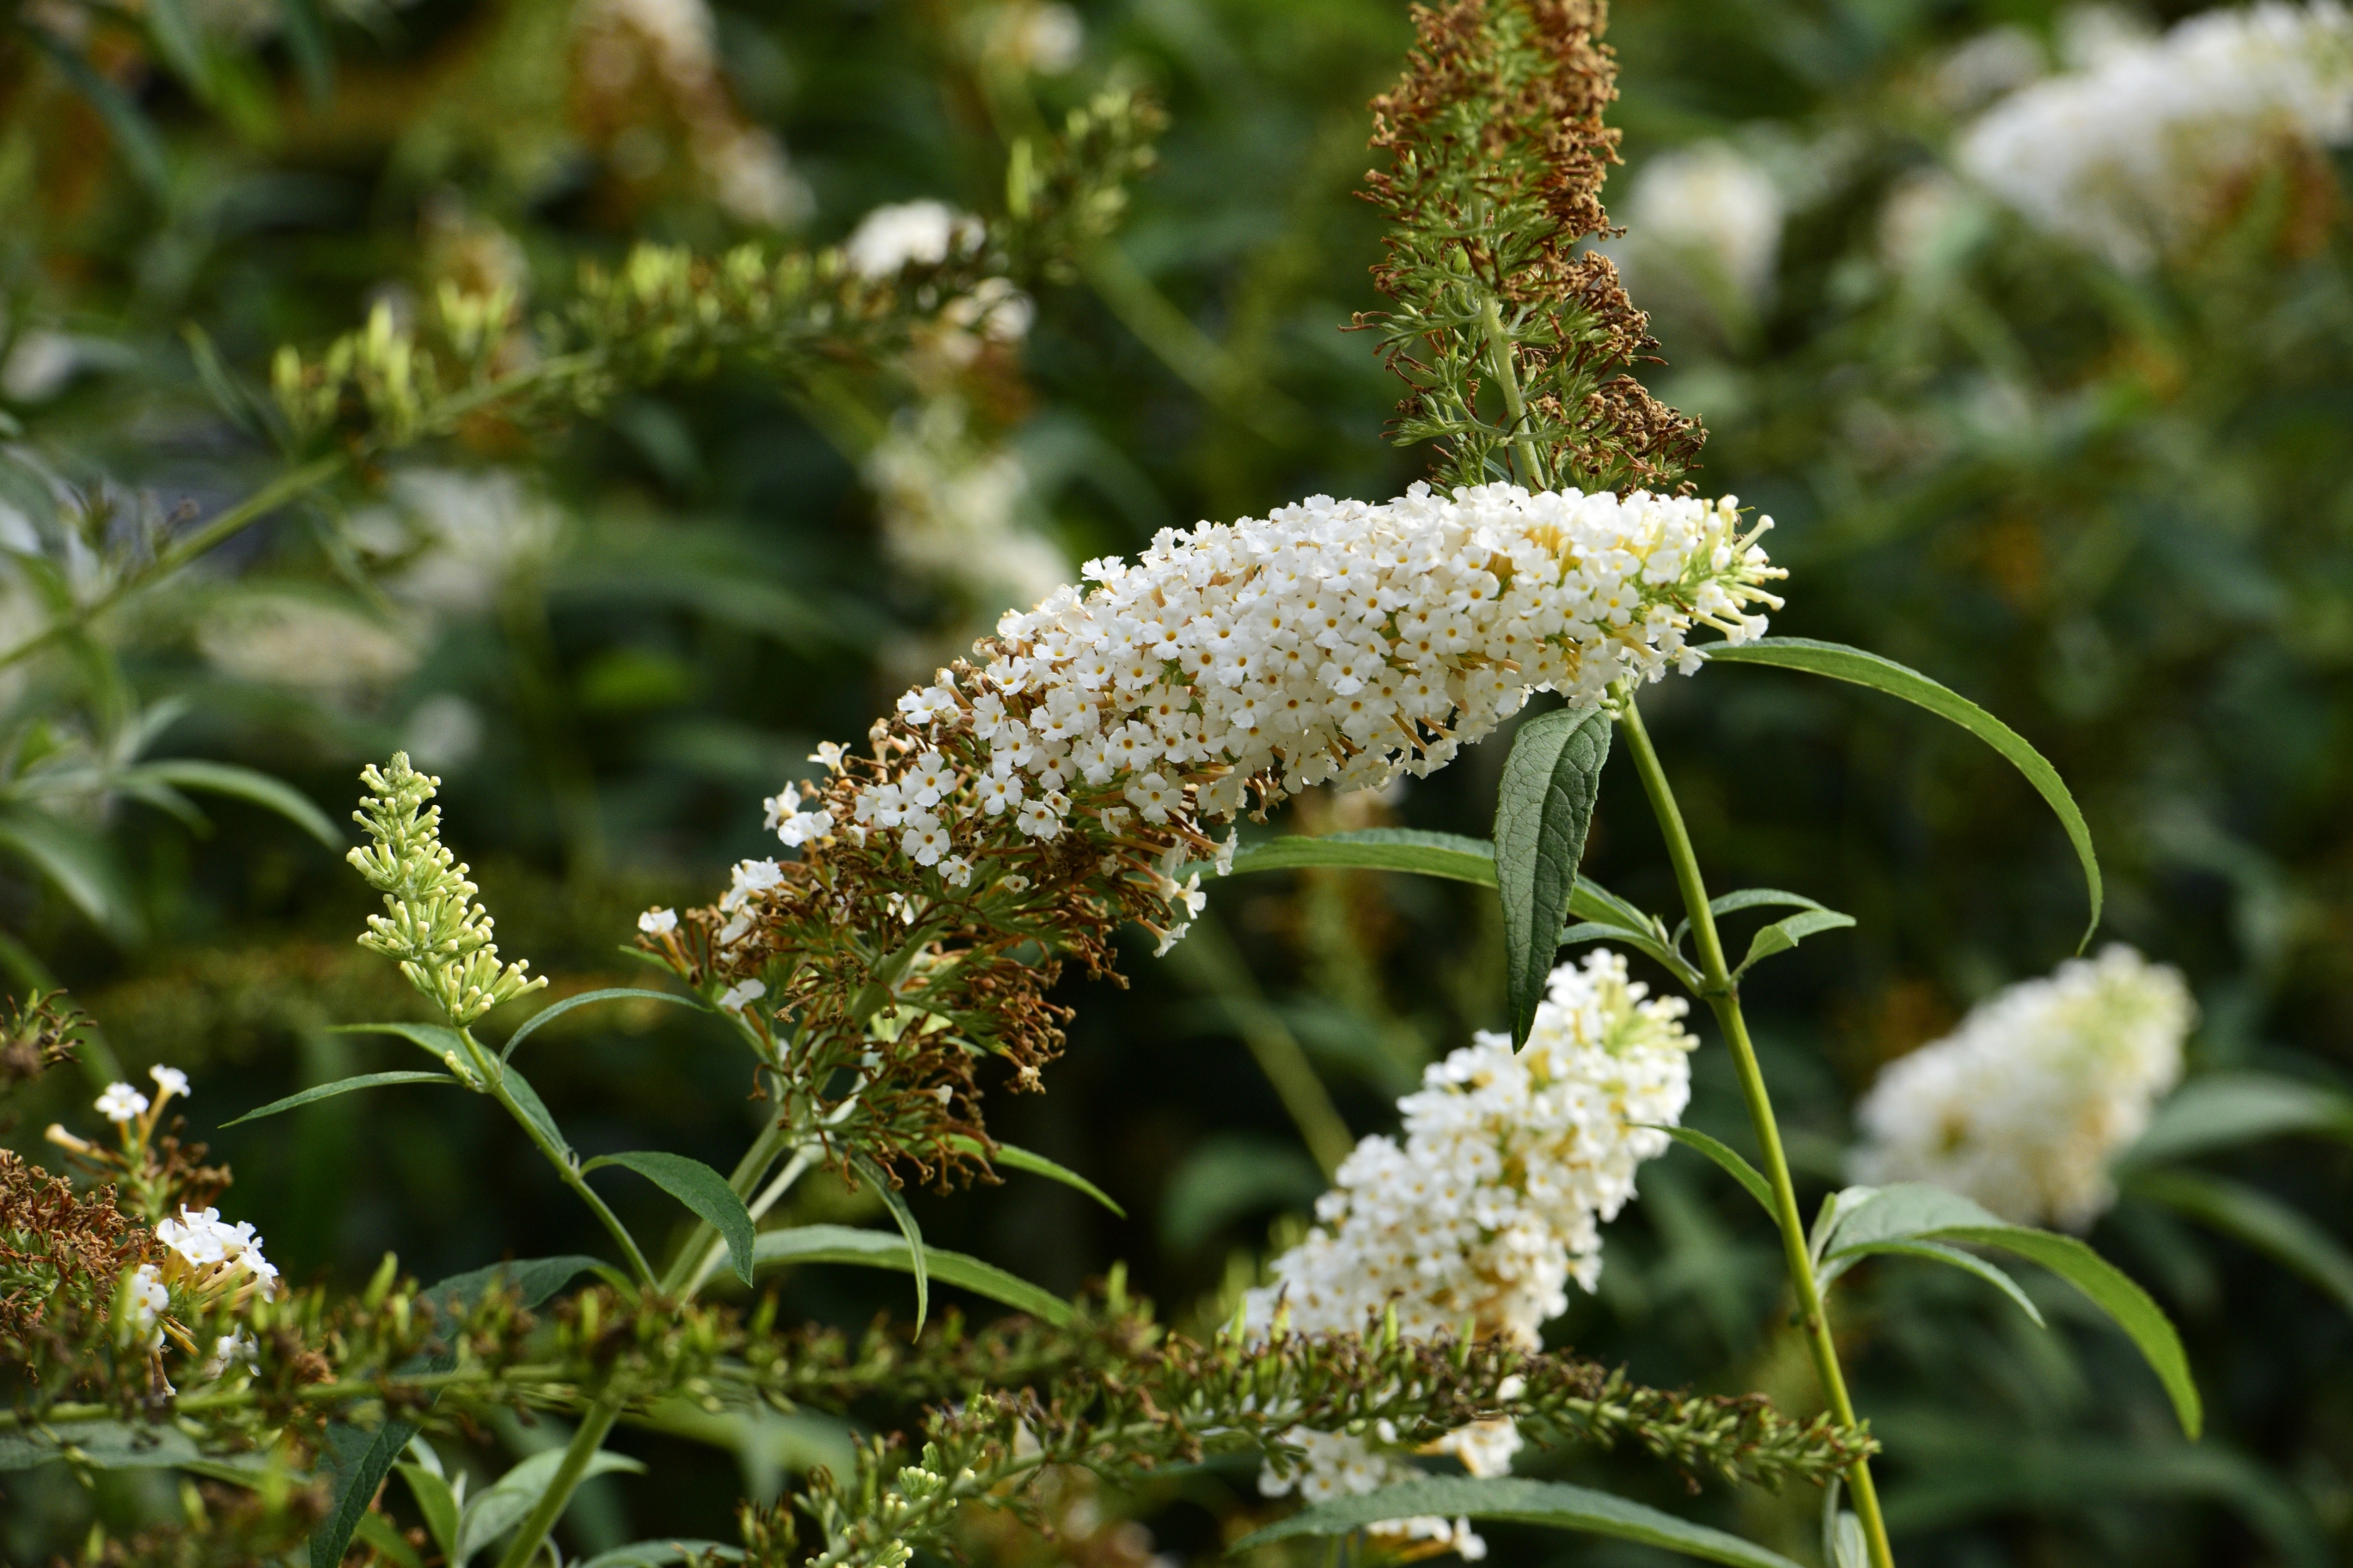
[1851,944,2196,1229]
[1958,1,2353,268]
[844,200,988,278]
[1613,142,1784,315]
[354,467,565,616]
[572,0,812,227]
[866,400,1069,618]
[815,483,1779,907]
[1246,950,1697,1557]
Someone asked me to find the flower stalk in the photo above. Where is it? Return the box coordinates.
[1616,693,1897,1568]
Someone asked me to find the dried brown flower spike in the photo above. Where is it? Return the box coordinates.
[1360,0,1704,495]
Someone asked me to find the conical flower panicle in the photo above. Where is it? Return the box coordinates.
[660,483,1777,1181]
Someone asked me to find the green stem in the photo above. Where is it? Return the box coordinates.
[468,1030,656,1287]
[661,1113,796,1296]
[0,452,347,674]
[492,1392,623,1568]
[1616,696,1897,1568]
[1479,295,1543,490]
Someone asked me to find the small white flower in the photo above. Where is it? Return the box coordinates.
[638,907,679,936]
[95,1083,149,1125]
[148,1065,190,1100]
[938,854,975,888]
[842,199,985,278]
[718,979,767,1014]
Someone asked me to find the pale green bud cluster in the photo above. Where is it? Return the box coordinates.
[346,753,545,1027]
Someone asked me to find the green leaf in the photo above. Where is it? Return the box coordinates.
[1733,907,1857,978]
[1821,1238,2046,1326]
[1213,827,1501,886]
[0,1419,273,1473]
[502,986,706,1062]
[499,1063,573,1161]
[455,1449,645,1565]
[0,808,143,943]
[584,1150,757,1285]
[1936,1222,2197,1436]
[331,1021,474,1071]
[129,760,342,847]
[139,0,213,98]
[1814,1182,2201,1433]
[1230,1476,1802,1567]
[2121,1072,2353,1168]
[1494,705,1611,1047]
[2130,1168,2353,1316]
[950,1134,1126,1217]
[1648,1125,1775,1222]
[752,1224,1073,1326]
[273,0,334,106]
[851,1151,930,1329]
[423,1255,607,1321]
[22,27,169,198]
[315,1419,417,1568]
[1705,637,2101,948]
[396,1460,462,1564]
[579,1544,745,1568]
[1671,888,1828,953]
[223,1071,457,1126]
[352,1510,427,1568]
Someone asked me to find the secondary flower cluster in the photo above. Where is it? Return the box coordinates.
[1244,949,1697,1557]
[657,484,1776,1174]
[348,754,547,1028]
[1959,1,2353,269]
[1850,944,2195,1229]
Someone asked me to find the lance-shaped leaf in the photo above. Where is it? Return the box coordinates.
[225,1070,458,1126]
[2130,1168,2353,1316]
[949,1134,1126,1217]
[126,759,341,847]
[2120,1072,2353,1168]
[1733,907,1856,979]
[1648,1125,1775,1222]
[1212,827,1502,885]
[502,986,707,1062]
[1816,1183,2200,1437]
[1705,637,2100,948]
[851,1151,929,1329]
[1232,1476,1802,1567]
[1494,705,1611,1046]
[752,1224,1072,1325]
[584,1150,757,1285]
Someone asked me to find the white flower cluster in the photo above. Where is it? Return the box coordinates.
[804,483,1777,907]
[1247,951,1697,1556]
[1616,142,1785,312]
[1850,944,2196,1229]
[127,1204,281,1365]
[1959,1,2353,268]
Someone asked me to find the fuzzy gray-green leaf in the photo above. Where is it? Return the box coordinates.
[1494,705,1611,1047]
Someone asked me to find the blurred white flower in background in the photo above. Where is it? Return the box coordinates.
[401,693,486,771]
[353,467,565,614]
[865,400,1068,618]
[1931,25,2047,111]
[983,1,1085,74]
[1611,141,1784,325]
[843,200,987,278]
[1878,168,1976,276]
[1959,1,2353,269]
[1850,944,2196,1229]
[197,590,420,695]
[571,0,812,227]
[1246,950,1696,1556]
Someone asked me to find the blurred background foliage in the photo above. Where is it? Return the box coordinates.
[2,0,2350,1563]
